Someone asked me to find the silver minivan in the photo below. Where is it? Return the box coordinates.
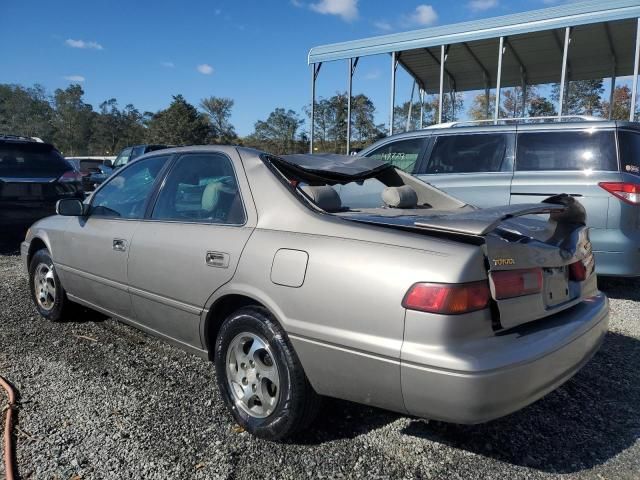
[360,119,640,277]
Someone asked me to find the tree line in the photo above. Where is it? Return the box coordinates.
[0,79,634,157]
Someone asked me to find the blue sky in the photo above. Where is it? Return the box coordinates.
[2,0,593,136]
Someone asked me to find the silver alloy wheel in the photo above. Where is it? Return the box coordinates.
[226,332,280,418]
[34,263,57,311]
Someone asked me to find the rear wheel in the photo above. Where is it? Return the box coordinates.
[214,306,321,440]
[29,249,75,322]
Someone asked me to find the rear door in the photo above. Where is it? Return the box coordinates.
[414,130,515,208]
[510,127,620,231]
[126,150,255,349]
[0,142,81,230]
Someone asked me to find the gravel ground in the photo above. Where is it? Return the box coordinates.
[1,250,639,480]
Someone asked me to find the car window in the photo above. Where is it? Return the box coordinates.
[113,147,133,168]
[131,146,146,160]
[618,131,640,175]
[516,130,617,172]
[151,153,245,224]
[364,138,425,173]
[0,143,70,178]
[425,134,507,174]
[91,155,169,219]
[78,159,104,173]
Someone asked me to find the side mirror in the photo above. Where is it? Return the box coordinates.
[104,159,113,168]
[56,198,86,216]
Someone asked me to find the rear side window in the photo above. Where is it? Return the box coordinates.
[365,138,425,173]
[0,143,70,178]
[516,130,617,172]
[151,153,245,224]
[79,159,104,173]
[424,134,508,174]
[618,131,640,175]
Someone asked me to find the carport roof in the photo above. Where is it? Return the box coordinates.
[308,0,640,94]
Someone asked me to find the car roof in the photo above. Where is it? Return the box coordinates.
[0,135,52,147]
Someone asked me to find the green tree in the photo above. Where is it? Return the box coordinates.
[52,84,94,155]
[245,108,304,155]
[200,96,237,143]
[146,94,210,145]
[90,99,146,155]
[527,95,557,118]
[552,79,604,116]
[0,84,56,141]
[430,92,464,123]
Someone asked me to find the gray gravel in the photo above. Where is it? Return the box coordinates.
[1,251,640,480]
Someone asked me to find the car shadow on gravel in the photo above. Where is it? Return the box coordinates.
[401,331,640,474]
[291,397,400,444]
[599,277,640,301]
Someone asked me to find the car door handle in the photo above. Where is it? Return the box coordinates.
[206,251,230,268]
[113,238,127,252]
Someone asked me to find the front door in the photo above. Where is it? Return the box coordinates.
[415,131,515,208]
[60,154,171,319]
[126,150,255,349]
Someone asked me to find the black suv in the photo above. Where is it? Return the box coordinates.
[0,135,83,237]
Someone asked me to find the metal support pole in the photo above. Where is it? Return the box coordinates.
[390,52,397,135]
[558,27,571,117]
[609,73,616,120]
[419,89,425,129]
[406,80,416,132]
[310,62,321,154]
[631,18,640,121]
[494,36,504,122]
[346,58,353,154]
[438,45,446,123]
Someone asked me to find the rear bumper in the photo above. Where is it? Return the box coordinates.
[401,293,609,423]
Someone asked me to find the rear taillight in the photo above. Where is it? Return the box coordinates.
[599,182,640,205]
[402,281,490,315]
[58,171,82,183]
[491,268,543,300]
[569,260,587,281]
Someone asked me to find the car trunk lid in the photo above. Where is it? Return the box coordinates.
[344,194,597,330]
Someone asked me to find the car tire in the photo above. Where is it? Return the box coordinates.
[29,248,75,322]
[214,306,321,440]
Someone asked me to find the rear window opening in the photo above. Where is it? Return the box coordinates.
[618,130,640,176]
[0,143,69,178]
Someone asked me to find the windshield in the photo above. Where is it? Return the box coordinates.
[113,148,132,168]
[0,143,69,178]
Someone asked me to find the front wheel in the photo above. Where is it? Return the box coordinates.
[214,306,320,440]
[28,249,75,321]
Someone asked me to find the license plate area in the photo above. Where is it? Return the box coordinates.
[543,266,570,308]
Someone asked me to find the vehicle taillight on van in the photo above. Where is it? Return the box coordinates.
[58,171,83,183]
[599,182,640,205]
[402,281,490,314]
[491,268,543,300]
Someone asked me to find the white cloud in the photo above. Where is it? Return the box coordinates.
[290,0,303,7]
[364,70,381,80]
[214,8,222,14]
[408,5,438,26]
[373,20,393,32]
[467,0,498,12]
[65,38,103,50]
[197,63,214,75]
[310,0,358,21]
[63,75,85,82]
[161,61,175,68]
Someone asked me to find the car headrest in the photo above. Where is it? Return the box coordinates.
[202,182,223,212]
[382,185,418,208]
[301,185,342,212]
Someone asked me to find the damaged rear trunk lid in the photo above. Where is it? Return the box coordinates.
[345,195,597,330]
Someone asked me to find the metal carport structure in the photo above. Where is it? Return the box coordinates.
[307,0,640,153]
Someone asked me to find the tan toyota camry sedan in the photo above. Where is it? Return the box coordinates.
[22,146,608,440]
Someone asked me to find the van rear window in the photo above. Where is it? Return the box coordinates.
[516,130,617,172]
[0,143,69,178]
[618,131,640,176]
